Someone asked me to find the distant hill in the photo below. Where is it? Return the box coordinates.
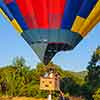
[63,70,87,85]
[77,71,88,78]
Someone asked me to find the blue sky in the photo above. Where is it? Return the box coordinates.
[0,14,100,72]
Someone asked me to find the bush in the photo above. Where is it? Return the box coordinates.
[93,88,100,100]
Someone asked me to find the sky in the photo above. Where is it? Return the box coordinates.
[0,14,100,72]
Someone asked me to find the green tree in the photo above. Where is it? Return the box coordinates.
[82,46,100,100]
[93,88,100,100]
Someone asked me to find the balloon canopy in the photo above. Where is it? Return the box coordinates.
[0,0,100,65]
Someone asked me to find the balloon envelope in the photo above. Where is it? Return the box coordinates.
[0,0,100,65]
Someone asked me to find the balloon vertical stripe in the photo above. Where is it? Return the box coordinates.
[31,0,48,28]
[4,0,28,30]
[16,0,38,29]
[61,0,83,29]
[79,0,100,37]
[85,14,100,34]
[48,0,66,28]
[71,0,97,33]
[0,1,23,32]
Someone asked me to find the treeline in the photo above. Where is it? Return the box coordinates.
[0,47,100,100]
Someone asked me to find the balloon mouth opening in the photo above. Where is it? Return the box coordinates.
[43,43,74,65]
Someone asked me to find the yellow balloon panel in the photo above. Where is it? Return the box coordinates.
[0,8,10,22]
[79,0,100,37]
[71,16,85,33]
[11,19,23,33]
[84,14,100,34]
[0,8,23,33]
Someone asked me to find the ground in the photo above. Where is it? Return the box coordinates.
[0,97,46,100]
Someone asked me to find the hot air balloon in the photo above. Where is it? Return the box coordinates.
[0,0,100,65]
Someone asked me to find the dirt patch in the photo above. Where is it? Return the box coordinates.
[0,97,47,100]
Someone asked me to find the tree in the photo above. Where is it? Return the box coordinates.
[60,77,81,96]
[93,88,100,100]
[82,46,100,100]
[12,56,26,68]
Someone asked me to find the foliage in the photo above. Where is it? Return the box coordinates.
[0,46,100,99]
[93,88,100,100]
[0,57,86,98]
[81,47,100,100]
